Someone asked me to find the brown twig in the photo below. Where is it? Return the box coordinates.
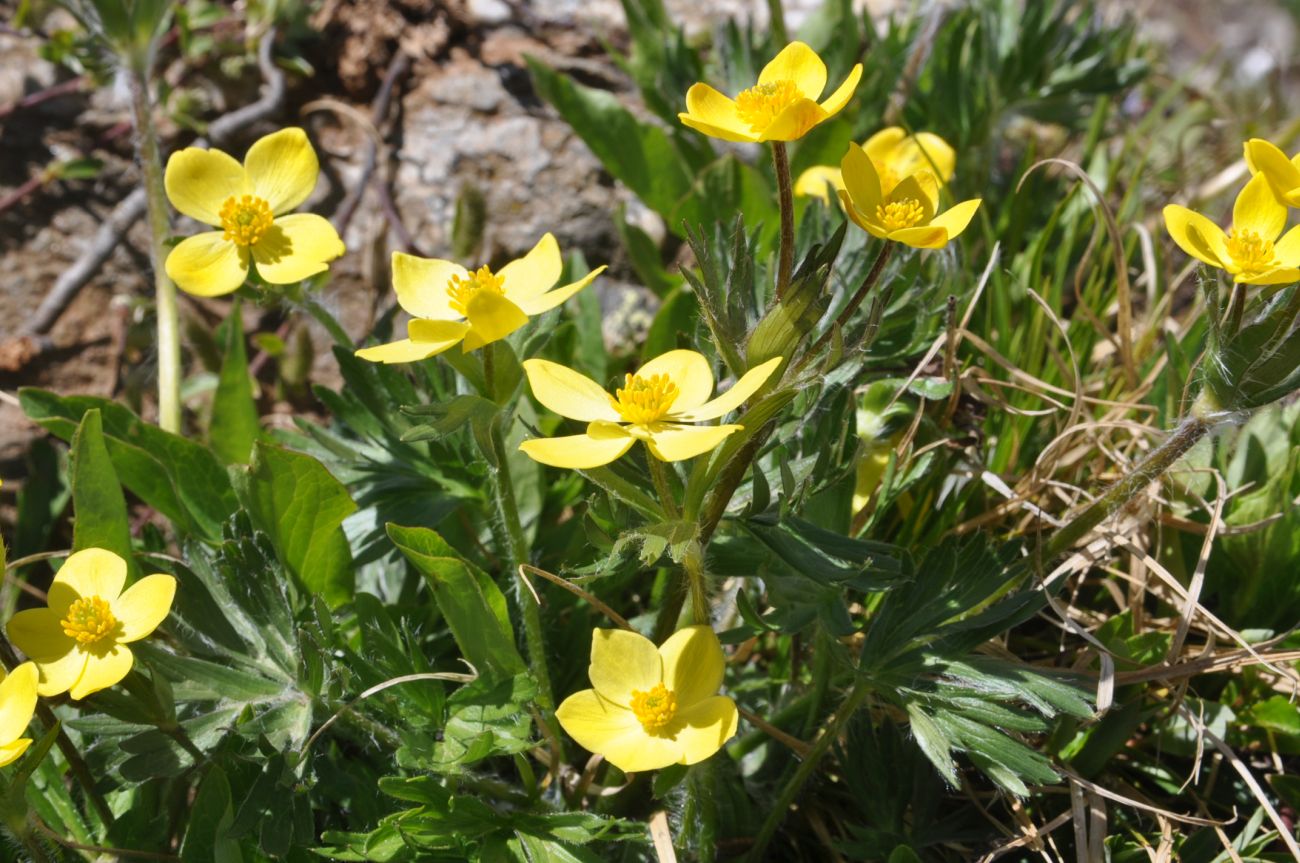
[517,565,632,631]
[335,51,412,237]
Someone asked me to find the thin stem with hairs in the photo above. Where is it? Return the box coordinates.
[772,142,796,301]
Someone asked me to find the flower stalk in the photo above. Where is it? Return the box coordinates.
[128,68,181,433]
[800,242,895,367]
[772,141,796,300]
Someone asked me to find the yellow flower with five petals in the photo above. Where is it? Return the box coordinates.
[1163,171,1300,285]
[678,41,862,143]
[838,142,981,249]
[556,626,738,773]
[7,548,176,700]
[163,128,346,297]
[1244,137,1300,207]
[0,663,38,768]
[519,350,781,469]
[795,127,956,203]
[356,234,605,363]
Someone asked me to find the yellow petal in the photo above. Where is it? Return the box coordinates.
[839,189,886,238]
[889,173,937,220]
[1245,138,1300,205]
[112,574,176,643]
[499,233,562,301]
[658,625,725,708]
[251,214,346,285]
[70,644,133,700]
[644,424,740,462]
[1232,173,1287,241]
[758,42,828,100]
[54,548,127,603]
[681,84,754,142]
[164,146,246,226]
[674,356,782,421]
[392,253,466,320]
[243,127,320,215]
[356,338,455,364]
[0,738,32,768]
[589,628,662,704]
[841,143,883,214]
[515,266,605,316]
[165,232,249,298]
[1163,205,1229,269]
[636,349,714,411]
[793,166,844,202]
[522,359,620,422]
[1237,267,1300,286]
[863,127,908,163]
[928,198,982,243]
[555,688,681,773]
[462,292,529,352]
[0,663,38,744]
[907,132,957,184]
[519,432,634,469]
[887,225,948,249]
[816,63,862,118]
[759,98,827,142]
[1274,225,1300,266]
[673,695,739,765]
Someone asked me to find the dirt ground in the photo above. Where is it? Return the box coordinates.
[0,0,1295,470]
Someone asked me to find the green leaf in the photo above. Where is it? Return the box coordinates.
[20,388,237,540]
[386,523,526,678]
[233,443,357,605]
[181,766,241,863]
[906,703,958,787]
[210,303,260,464]
[69,409,135,572]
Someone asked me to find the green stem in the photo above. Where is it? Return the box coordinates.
[1041,409,1214,560]
[765,0,789,46]
[128,66,181,434]
[772,142,795,301]
[648,458,680,519]
[799,243,894,370]
[745,681,870,862]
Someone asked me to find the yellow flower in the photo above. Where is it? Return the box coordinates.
[356,235,606,363]
[678,41,862,143]
[0,663,38,768]
[556,626,738,773]
[519,350,781,469]
[1163,171,1300,285]
[1244,137,1300,207]
[795,127,957,203]
[838,142,981,249]
[163,128,345,297]
[7,549,176,700]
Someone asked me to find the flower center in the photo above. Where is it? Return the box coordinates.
[60,596,117,645]
[629,683,677,732]
[1226,229,1275,274]
[735,79,801,132]
[875,198,926,232]
[612,373,679,425]
[446,265,506,316]
[219,194,274,247]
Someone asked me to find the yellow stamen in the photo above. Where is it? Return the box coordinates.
[219,194,274,247]
[613,373,679,425]
[60,596,117,645]
[446,265,506,316]
[1226,229,1275,274]
[629,683,677,732]
[735,79,801,132]
[875,198,926,233]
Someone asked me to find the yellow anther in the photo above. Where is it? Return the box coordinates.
[60,596,117,645]
[1226,229,1275,274]
[629,683,677,731]
[218,194,274,247]
[613,373,680,425]
[875,198,926,232]
[446,265,506,316]
[735,79,801,132]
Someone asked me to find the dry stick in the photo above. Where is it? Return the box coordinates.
[19,30,285,340]
[334,51,411,237]
[517,565,632,632]
[34,818,178,862]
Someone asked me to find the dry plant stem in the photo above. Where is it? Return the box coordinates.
[745,681,871,863]
[1042,412,1214,560]
[801,243,894,366]
[772,142,795,301]
[128,67,181,433]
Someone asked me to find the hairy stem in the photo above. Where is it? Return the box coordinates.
[772,142,795,301]
[648,458,680,519]
[745,681,870,862]
[128,67,181,434]
[800,242,894,368]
